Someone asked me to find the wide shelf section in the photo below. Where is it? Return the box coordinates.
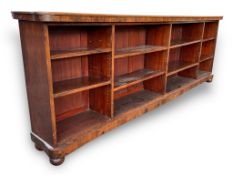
[57,110,109,144]
[51,48,112,60]
[114,69,164,91]
[115,45,167,59]
[53,76,111,98]
[114,90,162,116]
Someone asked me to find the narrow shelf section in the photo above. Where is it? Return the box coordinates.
[197,70,211,78]
[114,69,164,91]
[57,110,108,144]
[51,48,112,60]
[115,45,167,59]
[114,90,162,116]
[168,61,198,76]
[166,75,194,93]
[53,76,111,98]
[170,39,201,48]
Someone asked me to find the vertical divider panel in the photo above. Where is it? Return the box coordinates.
[164,24,173,93]
[197,22,206,75]
[111,25,115,117]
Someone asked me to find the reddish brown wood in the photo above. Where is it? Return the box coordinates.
[12,11,223,22]
[13,12,222,165]
[19,21,57,145]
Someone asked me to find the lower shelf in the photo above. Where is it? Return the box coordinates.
[197,70,211,78]
[166,75,194,93]
[114,90,162,116]
[57,110,109,144]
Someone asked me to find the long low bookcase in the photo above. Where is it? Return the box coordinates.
[12,12,222,165]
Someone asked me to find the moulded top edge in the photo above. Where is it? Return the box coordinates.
[11,11,223,23]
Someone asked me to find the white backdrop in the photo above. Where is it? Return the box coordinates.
[1,0,232,174]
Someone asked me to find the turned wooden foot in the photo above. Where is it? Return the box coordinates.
[206,76,213,83]
[34,143,43,151]
[49,157,65,166]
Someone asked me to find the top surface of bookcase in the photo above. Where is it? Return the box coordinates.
[12,11,223,23]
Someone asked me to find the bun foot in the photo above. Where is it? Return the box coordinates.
[35,143,43,151]
[207,75,213,83]
[50,157,65,166]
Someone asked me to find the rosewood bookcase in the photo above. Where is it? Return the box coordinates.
[12,12,222,165]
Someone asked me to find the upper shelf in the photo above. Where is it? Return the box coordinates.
[11,11,223,23]
[51,48,112,60]
[115,45,167,59]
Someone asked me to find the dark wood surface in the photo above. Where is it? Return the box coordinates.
[12,11,223,22]
[19,21,57,145]
[13,13,222,165]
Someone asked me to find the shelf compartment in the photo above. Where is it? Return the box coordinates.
[199,59,213,73]
[53,76,111,98]
[168,43,201,75]
[57,110,109,143]
[51,48,112,60]
[49,25,112,59]
[55,84,112,122]
[166,75,194,93]
[168,61,198,76]
[51,52,111,96]
[115,25,171,58]
[203,22,218,39]
[114,50,168,91]
[114,90,162,116]
[114,69,164,91]
[170,23,204,47]
[200,40,215,61]
[115,45,167,59]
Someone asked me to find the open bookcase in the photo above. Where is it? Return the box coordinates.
[12,12,222,165]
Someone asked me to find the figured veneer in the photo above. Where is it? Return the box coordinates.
[12,12,222,165]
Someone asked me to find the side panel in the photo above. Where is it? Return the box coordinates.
[19,21,56,145]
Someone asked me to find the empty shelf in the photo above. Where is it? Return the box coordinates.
[170,39,201,48]
[114,69,164,91]
[166,75,194,92]
[114,90,162,116]
[197,70,211,78]
[57,110,108,144]
[51,48,112,60]
[53,76,111,98]
[168,61,198,76]
[115,45,167,59]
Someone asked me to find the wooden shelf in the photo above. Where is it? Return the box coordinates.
[170,39,201,48]
[114,90,161,116]
[202,37,215,42]
[57,110,108,144]
[114,69,164,91]
[51,48,112,60]
[53,76,111,98]
[197,70,211,78]
[115,45,167,59]
[200,56,213,62]
[166,75,194,92]
[168,61,198,76]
